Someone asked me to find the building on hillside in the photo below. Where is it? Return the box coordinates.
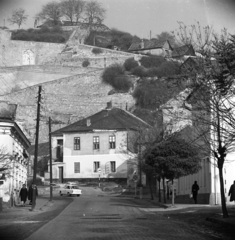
[161,88,235,204]
[128,39,173,57]
[171,44,196,60]
[0,102,30,206]
[45,102,150,185]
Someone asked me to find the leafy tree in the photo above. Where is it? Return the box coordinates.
[155,31,177,47]
[8,8,28,28]
[84,0,106,26]
[36,1,62,25]
[60,0,85,24]
[145,135,201,204]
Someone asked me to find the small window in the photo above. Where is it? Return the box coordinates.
[74,137,80,150]
[110,161,116,173]
[94,161,100,172]
[74,162,80,173]
[109,136,116,149]
[93,136,99,150]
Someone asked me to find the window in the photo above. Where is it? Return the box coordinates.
[93,136,99,150]
[93,161,100,172]
[74,137,80,150]
[110,161,116,172]
[109,136,116,149]
[56,139,63,161]
[74,162,80,173]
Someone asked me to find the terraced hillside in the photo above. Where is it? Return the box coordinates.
[0,67,135,143]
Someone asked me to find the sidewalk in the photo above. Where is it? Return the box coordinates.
[108,189,235,229]
[0,196,54,222]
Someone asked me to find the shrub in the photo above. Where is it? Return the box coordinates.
[139,56,166,68]
[92,47,103,54]
[82,60,90,67]
[131,66,148,78]
[123,58,139,71]
[146,67,160,77]
[132,79,170,109]
[102,64,132,91]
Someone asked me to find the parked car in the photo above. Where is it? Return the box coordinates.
[59,184,82,196]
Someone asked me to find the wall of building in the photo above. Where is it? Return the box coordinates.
[0,29,65,67]
[62,131,127,156]
[0,123,29,205]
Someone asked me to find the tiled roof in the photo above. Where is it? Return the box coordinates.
[52,107,150,135]
[172,45,195,58]
[128,39,171,51]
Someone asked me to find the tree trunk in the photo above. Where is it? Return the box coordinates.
[218,164,229,218]
[158,178,161,202]
[172,179,175,206]
[149,175,154,200]
[163,177,166,203]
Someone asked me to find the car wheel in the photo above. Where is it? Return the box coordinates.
[77,195,80,197]
[60,191,63,196]
[67,192,71,196]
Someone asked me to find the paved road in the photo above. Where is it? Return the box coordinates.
[25,187,218,240]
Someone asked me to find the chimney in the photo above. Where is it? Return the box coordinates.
[106,101,112,110]
[86,118,91,126]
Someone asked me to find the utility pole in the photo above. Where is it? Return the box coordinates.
[49,117,53,202]
[138,127,143,199]
[32,85,42,211]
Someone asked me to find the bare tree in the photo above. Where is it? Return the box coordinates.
[8,8,28,28]
[172,21,215,54]
[60,0,85,24]
[165,32,235,218]
[36,1,62,26]
[84,0,106,27]
[0,146,12,175]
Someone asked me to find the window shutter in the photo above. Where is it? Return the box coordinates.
[74,162,80,173]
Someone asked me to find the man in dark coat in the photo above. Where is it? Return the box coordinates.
[192,181,199,204]
[28,184,38,205]
[228,180,235,202]
[19,184,28,206]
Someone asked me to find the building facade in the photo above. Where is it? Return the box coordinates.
[0,102,30,206]
[46,103,150,185]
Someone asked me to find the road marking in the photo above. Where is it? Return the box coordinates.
[12,221,42,224]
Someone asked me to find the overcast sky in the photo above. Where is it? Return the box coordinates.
[0,0,235,38]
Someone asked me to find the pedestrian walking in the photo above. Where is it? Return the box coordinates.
[192,181,199,204]
[28,184,38,205]
[19,184,28,206]
[228,180,235,202]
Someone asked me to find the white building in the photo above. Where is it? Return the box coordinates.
[46,103,150,185]
[0,102,30,206]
